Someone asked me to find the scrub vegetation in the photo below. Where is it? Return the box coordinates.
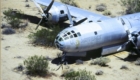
[3,8,26,29]
[62,69,96,80]
[28,25,62,47]
[60,0,78,7]
[120,0,140,14]
[90,57,110,66]
[24,55,49,76]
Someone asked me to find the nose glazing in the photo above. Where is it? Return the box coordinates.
[54,36,64,50]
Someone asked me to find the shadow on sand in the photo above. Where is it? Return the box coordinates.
[52,49,140,65]
[51,48,103,64]
[18,13,70,28]
[114,54,139,62]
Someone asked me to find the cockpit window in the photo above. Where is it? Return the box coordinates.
[63,34,67,37]
[67,32,71,35]
[71,30,75,33]
[64,37,69,40]
[59,37,63,41]
[77,32,81,36]
[74,34,77,37]
[70,35,73,38]
[56,36,59,39]
[56,30,81,41]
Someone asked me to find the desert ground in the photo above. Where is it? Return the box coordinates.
[1,0,140,80]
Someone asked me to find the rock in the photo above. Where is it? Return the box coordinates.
[76,59,83,65]
[4,46,10,50]
[120,65,128,69]
[19,22,28,28]
[25,0,28,2]
[14,56,24,59]
[2,28,15,35]
[95,70,104,75]
[135,58,140,65]
[46,56,52,61]
[96,3,107,12]
[13,65,24,72]
[25,4,30,7]
[1,23,11,29]
[1,38,4,40]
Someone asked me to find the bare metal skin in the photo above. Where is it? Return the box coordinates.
[33,0,140,57]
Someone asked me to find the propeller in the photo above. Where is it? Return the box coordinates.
[64,4,87,27]
[117,31,140,56]
[32,0,54,30]
[56,52,67,70]
[129,37,140,56]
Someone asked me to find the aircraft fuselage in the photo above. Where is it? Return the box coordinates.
[55,13,140,55]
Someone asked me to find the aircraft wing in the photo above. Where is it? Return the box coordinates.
[35,0,111,23]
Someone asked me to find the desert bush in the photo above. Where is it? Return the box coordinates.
[90,57,110,66]
[96,3,107,12]
[3,8,23,28]
[103,10,111,16]
[63,69,96,80]
[24,55,49,76]
[28,25,62,47]
[61,0,78,7]
[120,0,140,14]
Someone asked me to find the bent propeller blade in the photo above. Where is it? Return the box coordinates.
[32,0,44,14]
[44,0,54,13]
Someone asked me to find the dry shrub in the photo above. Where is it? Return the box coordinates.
[28,25,62,47]
[62,69,96,80]
[120,0,140,14]
[61,0,78,7]
[3,8,23,28]
[90,57,110,66]
[24,55,49,76]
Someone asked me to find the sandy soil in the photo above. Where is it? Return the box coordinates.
[1,0,140,80]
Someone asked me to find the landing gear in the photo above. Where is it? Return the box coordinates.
[56,52,67,70]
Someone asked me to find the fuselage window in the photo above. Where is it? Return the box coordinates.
[60,10,64,14]
[94,31,97,35]
[89,20,93,23]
